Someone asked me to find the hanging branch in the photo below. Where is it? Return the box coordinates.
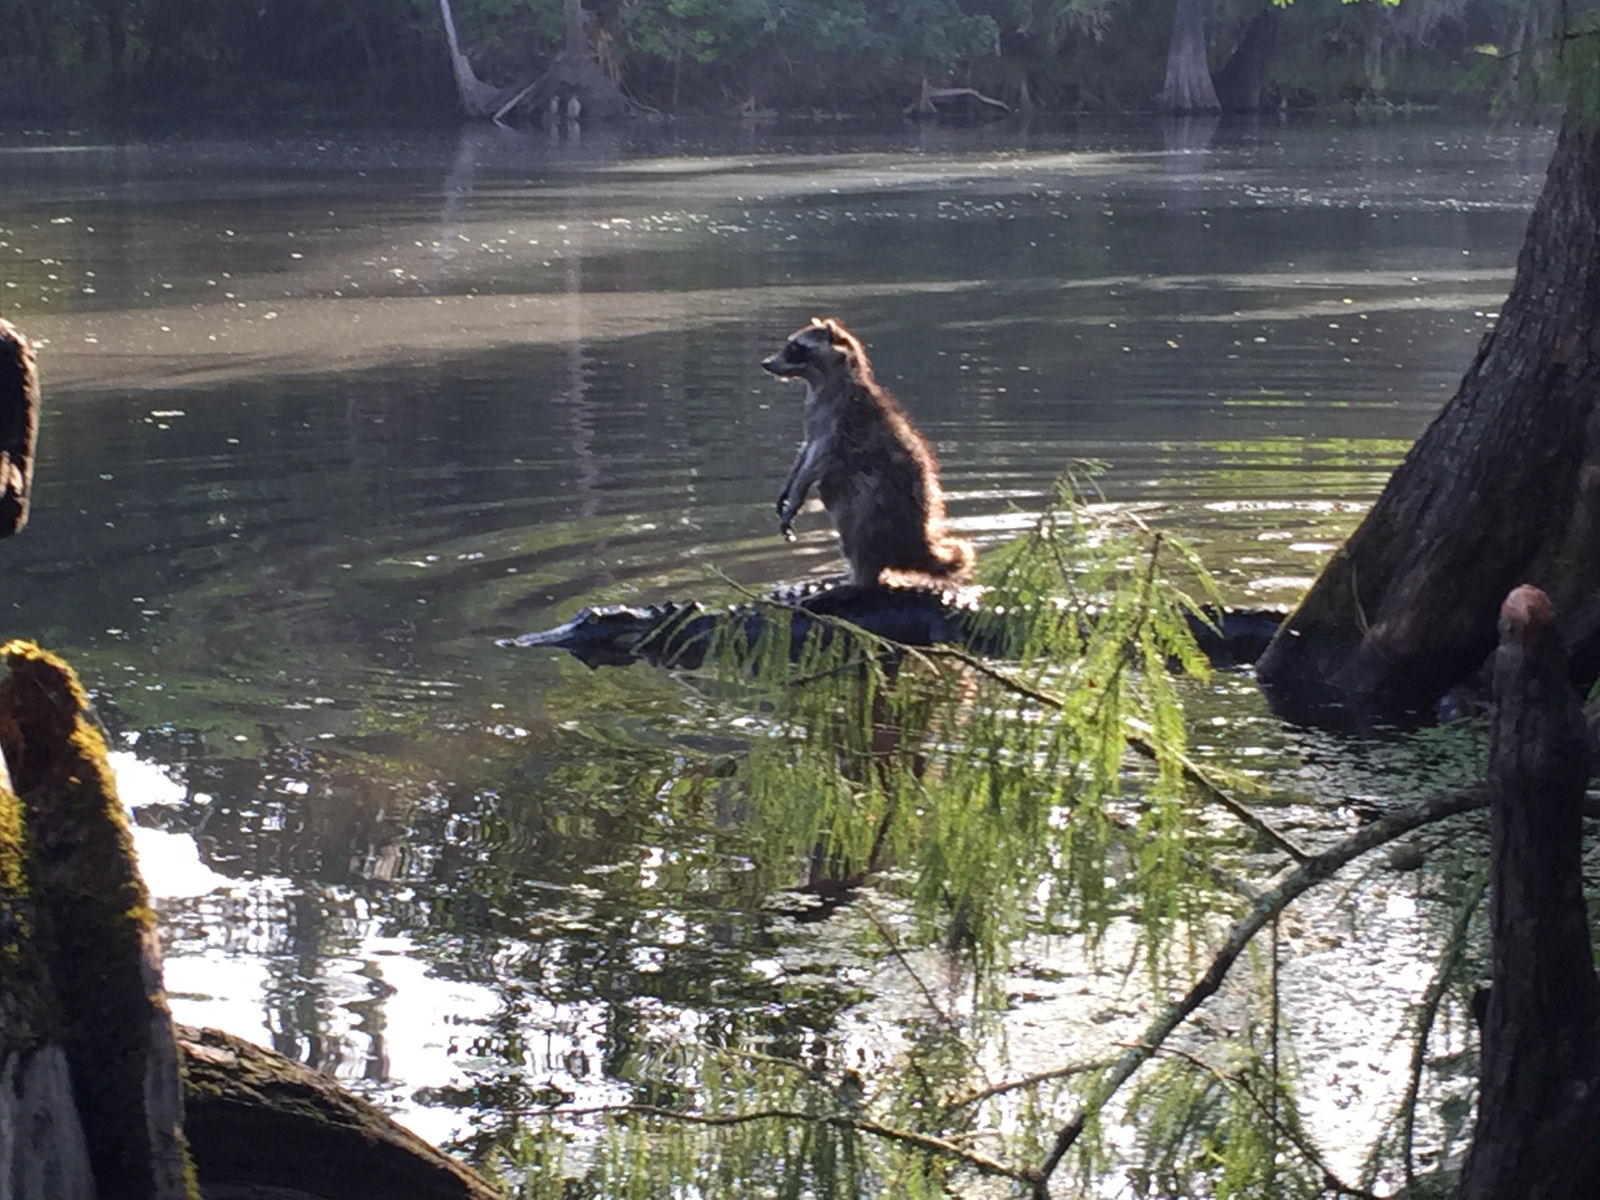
[1396,866,1486,1188]
[718,570,1311,868]
[522,1103,1035,1186]
[1132,1043,1380,1200]
[943,1057,1118,1113]
[1124,715,1311,862]
[915,643,1310,862]
[859,897,962,1033]
[1030,783,1488,1196]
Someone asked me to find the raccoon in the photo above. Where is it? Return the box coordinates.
[761,317,975,587]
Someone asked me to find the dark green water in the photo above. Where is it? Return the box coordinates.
[0,117,1546,1156]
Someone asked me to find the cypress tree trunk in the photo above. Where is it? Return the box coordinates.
[1455,586,1600,1199]
[1212,6,1278,113]
[437,0,514,116]
[1160,0,1220,114]
[1257,112,1600,715]
[554,0,626,117]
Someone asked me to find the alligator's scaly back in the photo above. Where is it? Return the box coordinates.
[505,580,1284,672]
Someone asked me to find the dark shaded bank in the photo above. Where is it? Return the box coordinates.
[0,0,1525,120]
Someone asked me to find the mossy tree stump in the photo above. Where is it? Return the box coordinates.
[0,643,502,1200]
[0,641,196,1200]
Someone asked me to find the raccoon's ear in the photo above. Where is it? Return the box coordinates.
[807,316,829,331]
[818,317,847,342]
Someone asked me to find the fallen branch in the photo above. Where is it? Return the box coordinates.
[492,64,555,125]
[905,77,1012,116]
[438,0,520,116]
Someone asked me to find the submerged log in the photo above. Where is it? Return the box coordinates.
[0,643,501,1200]
[0,318,39,538]
[1456,586,1600,1199]
[504,580,1285,671]
[179,1026,500,1200]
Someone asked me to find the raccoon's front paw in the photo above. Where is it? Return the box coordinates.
[778,518,796,543]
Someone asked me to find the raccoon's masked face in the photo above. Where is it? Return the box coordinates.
[761,319,844,379]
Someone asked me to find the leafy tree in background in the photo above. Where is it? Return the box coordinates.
[614,0,768,110]
[0,0,1555,114]
[0,0,450,110]
[610,0,1003,113]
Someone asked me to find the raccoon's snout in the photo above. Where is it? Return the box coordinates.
[762,350,806,377]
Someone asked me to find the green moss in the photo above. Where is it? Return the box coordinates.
[0,639,91,711]
[0,775,42,1031]
[0,782,26,904]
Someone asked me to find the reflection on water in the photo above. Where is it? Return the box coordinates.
[0,117,1546,1162]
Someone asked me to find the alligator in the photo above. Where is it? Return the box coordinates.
[503,579,1285,671]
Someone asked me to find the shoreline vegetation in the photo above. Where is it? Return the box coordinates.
[0,0,1555,124]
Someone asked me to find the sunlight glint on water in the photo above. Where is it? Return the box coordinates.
[0,117,1545,1173]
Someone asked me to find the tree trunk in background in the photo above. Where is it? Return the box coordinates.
[1160,0,1219,114]
[552,0,626,117]
[1455,587,1600,1199]
[437,0,514,116]
[1509,0,1557,110]
[1212,5,1278,112]
[1257,111,1600,716]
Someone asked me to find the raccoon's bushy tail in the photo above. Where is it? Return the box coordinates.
[882,537,973,585]
[930,537,976,579]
